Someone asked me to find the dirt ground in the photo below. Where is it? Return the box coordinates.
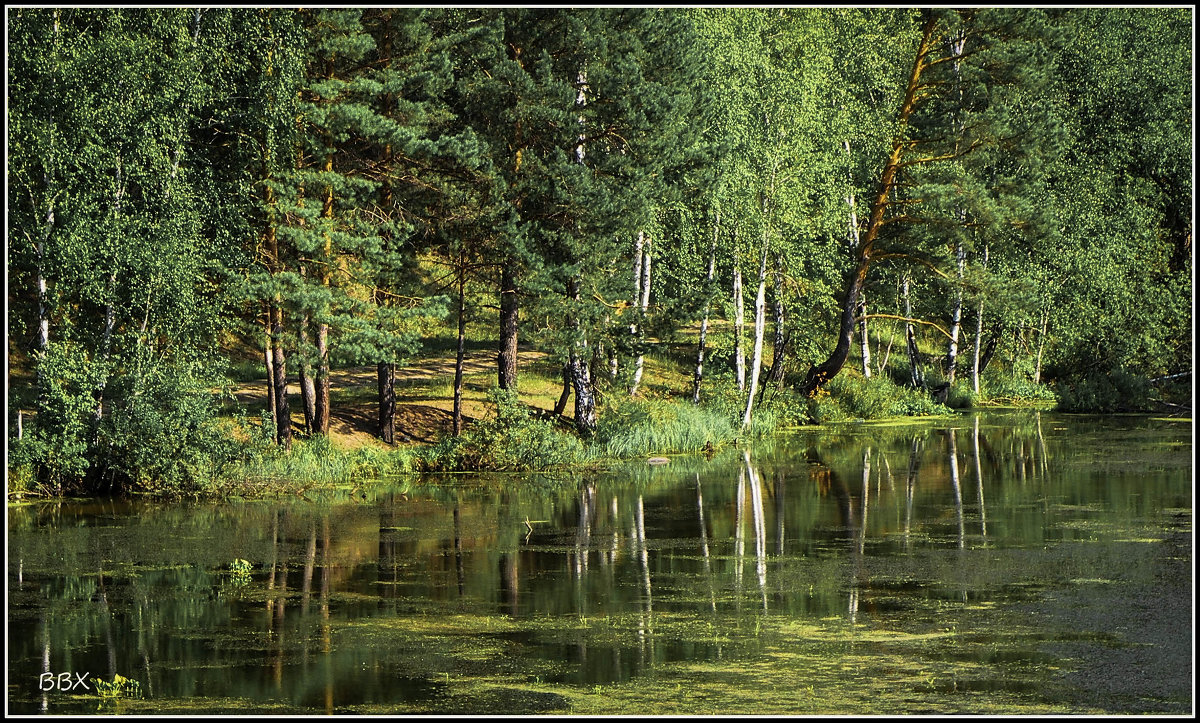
[229,349,553,448]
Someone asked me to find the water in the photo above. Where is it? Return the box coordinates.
[7,411,1192,714]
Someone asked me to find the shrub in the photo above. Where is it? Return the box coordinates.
[423,387,585,471]
[815,373,954,421]
[1054,368,1154,412]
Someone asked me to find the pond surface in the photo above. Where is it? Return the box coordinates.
[7,411,1192,715]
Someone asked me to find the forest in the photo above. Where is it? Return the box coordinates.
[7,7,1192,496]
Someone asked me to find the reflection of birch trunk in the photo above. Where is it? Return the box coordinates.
[905,436,922,553]
[734,467,746,594]
[860,447,871,555]
[575,484,593,580]
[774,470,786,557]
[453,503,465,597]
[696,474,717,612]
[949,430,964,549]
[267,510,279,626]
[302,522,316,614]
[636,495,651,608]
[1035,411,1049,478]
[41,617,50,713]
[744,453,768,612]
[973,416,987,540]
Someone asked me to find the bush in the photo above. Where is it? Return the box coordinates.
[944,382,978,409]
[423,387,585,471]
[1054,368,1154,412]
[814,373,954,422]
[982,374,1058,404]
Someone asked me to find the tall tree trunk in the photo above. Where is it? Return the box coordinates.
[298,267,316,435]
[978,323,1003,376]
[498,265,519,390]
[858,293,872,379]
[971,243,989,394]
[693,213,719,404]
[631,231,651,396]
[263,150,291,448]
[377,361,394,444]
[903,275,925,389]
[733,230,746,392]
[314,148,334,436]
[453,264,466,436]
[264,314,277,433]
[1033,309,1049,384]
[878,317,898,377]
[554,363,571,417]
[843,138,870,380]
[567,278,597,436]
[742,231,770,429]
[35,191,53,355]
[765,251,789,391]
[799,16,938,396]
[945,29,969,387]
[946,237,966,384]
[270,301,292,449]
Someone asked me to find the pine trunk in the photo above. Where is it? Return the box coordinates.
[270,302,292,449]
[377,361,395,444]
[798,17,938,396]
[314,324,330,435]
[693,214,719,404]
[298,307,316,435]
[553,364,571,417]
[312,148,334,436]
[453,268,466,436]
[264,318,277,433]
[498,265,519,390]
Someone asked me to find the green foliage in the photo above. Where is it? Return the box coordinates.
[815,375,955,422]
[1054,369,1155,413]
[981,374,1059,404]
[91,673,142,699]
[943,382,979,410]
[424,388,585,472]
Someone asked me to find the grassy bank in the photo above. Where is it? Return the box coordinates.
[8,324,1088,500]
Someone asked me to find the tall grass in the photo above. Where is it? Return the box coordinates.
[590,398,738,459]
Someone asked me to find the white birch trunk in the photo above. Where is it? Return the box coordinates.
[946,30,968,386]
[947,237,966,384]
[693,214,719,403]
[844,139,870,379]
[742,232,769,429]
[733,231,745,392]
[971,243,989,394]
[1033,309,1049,384]
[631,231,651,396]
